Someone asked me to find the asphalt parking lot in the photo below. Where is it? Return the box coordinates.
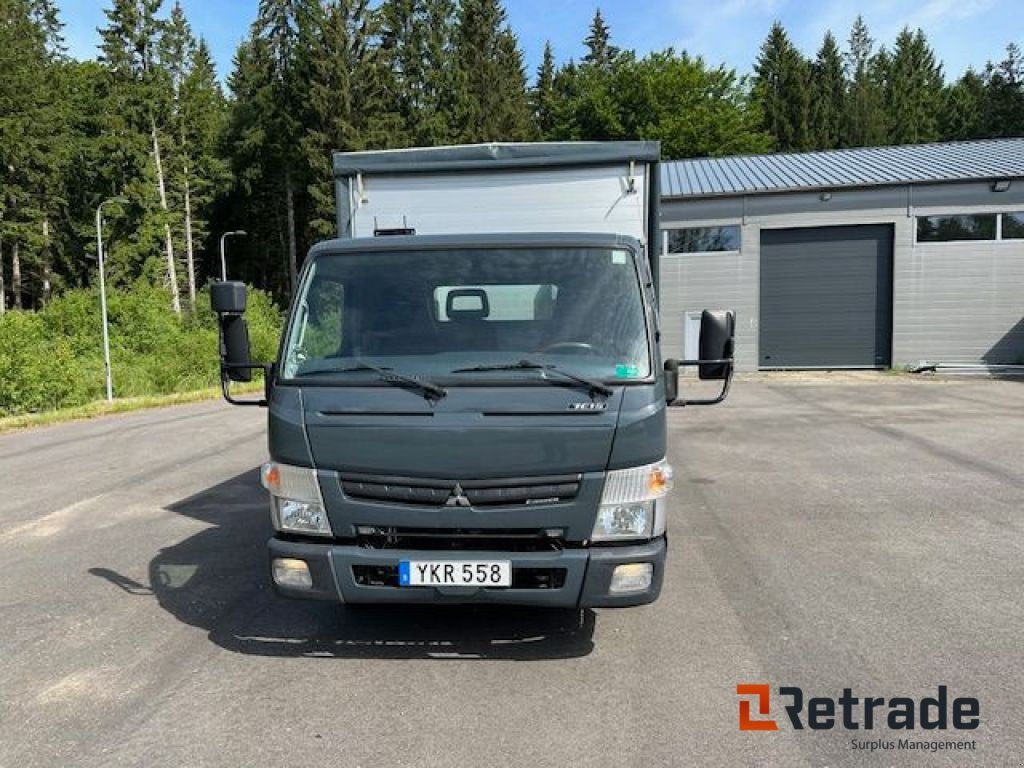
[1,374,1022,767]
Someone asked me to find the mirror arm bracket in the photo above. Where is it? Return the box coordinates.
[668,361,734,407]
[220,362,273,407]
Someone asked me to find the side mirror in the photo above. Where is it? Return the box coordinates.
[663,359,679,404]
[667,310,736,407]
[211,280,270,406]
[220,315,253,383]
[212,281,252,383]
[211,280,247,314]
[698,310,735,381]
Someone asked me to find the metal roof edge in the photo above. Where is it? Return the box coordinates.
[667,136,1024,167]
[308,231,644,257]
[659,174,1024,202]
[660,137,1024,198]
[333,141,661,177]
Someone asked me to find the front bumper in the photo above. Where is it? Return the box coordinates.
[267,536,666,608]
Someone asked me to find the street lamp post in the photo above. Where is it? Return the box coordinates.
[219,230,247,281]
[95,197,126,403]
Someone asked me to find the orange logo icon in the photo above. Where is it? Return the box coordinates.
[737,684,779,731]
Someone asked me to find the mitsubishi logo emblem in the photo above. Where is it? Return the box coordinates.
[445,483,472,507]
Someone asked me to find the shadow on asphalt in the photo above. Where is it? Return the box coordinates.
[90,469,595,660]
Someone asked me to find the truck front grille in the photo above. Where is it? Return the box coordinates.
[340,472,581,508]
[355,527,564,552]
[352,565,568,590]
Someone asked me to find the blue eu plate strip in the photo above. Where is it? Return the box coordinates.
[398,561,410,586]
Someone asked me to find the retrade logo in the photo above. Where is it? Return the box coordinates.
[736,685,980,732]
[737,684,778,731]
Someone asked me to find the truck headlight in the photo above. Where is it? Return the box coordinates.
[592,459,673,542]
[261,462,332,537]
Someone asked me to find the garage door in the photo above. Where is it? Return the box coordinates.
[760,224,893,368]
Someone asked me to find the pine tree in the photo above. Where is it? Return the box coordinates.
[984,43,1024,137]
[252,0,313,293]
[583,9,617,72]
[556,13,627,142]
[29,0,64,56]
[226,36,278,289]
[301,0,401,239]
[99,0,182,312]
[885,28,943,144]
[0,0,67,309]
[548,60,582,139]
[452,0,531,142]
[810,31,845,149]
[57,59,111,289]
[0,0,37,308]
[161,1,198,305]
[843,15,887,147]
[941,70,986,140]
[494,27,532,138]
[180,40,229,285]
[379,0,457,147]
[531,41,557,138]
[416,0,459,145]
[301,0,356,240]
[752,21,812,151]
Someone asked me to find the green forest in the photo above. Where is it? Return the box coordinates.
[1,0,1023,415]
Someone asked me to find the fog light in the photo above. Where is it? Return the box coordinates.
[610,563,653,595]
[272,558,312,589]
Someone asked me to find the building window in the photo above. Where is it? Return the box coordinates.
[1001,212,1024,239]
[665,225,740,253]
[916,214,997,242]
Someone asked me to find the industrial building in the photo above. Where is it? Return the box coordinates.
[658,138,1024,370]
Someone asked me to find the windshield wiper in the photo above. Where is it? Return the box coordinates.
[329,360,447,401]
[451,359,614,398]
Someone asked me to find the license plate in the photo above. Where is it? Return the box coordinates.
[399,560,511,588]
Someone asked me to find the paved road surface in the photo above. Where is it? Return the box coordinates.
[1,376,1023,767]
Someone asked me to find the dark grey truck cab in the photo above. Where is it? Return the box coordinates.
[213,143,733,608]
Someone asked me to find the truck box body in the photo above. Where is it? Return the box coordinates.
[213,142,732,609]
[334,142,662,290]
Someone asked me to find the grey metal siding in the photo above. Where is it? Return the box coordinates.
[658,249,758,372]
[895,239,1024,364]
[659,180,1024,370]
[759,225,893,368]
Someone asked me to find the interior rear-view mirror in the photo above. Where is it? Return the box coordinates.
[446,288,490,320]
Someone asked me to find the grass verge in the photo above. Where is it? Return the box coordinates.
[0,382,264,435]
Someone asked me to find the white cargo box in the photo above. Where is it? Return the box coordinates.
[333,141,661,268]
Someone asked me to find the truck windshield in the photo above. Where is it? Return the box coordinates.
[281,247,652,382]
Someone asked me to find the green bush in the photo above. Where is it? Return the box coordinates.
[0,311,93,413]
[0,283,283,416]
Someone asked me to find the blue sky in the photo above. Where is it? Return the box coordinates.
[59,0,1022,87]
